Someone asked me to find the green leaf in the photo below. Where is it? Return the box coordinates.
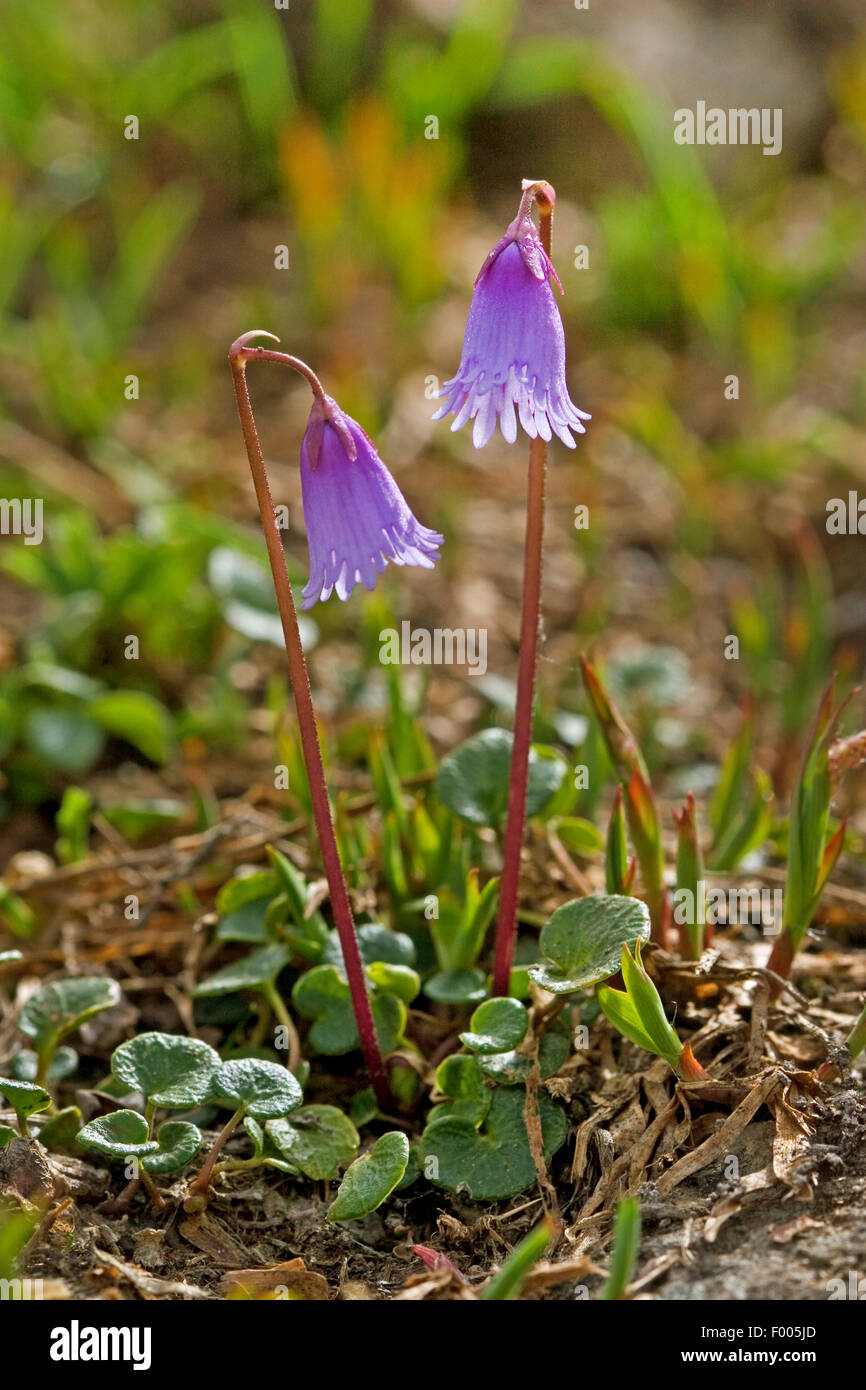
[101,799,184,843]
[327,1131,409,1222]
[460,997,528,1055]
[477,1028,570,1085]
[78,1109,158,1160]
[435,729,566,828]
[555,817,605,856]
[365,962,420,1004]
[349,1088,378,1128]
[323,923,415,969]
[292,964,406,1055]
[210,1057,302,1120]
[530,895,651,994]
[422,1087,567,1201]
[0,1078,51,1130]
[38,1106,82,1149]
[193,944,290,997]
[596,942,683,1072]
[424,968,487,1004]
[89,691,174,764]
[142,1120,203,1174]
[217,870,278,916]
[215,895,273,944]
[430,1054,491,1129]
[19,977,121,1054]
[0,1125,17,1149]
[600,1195,642,1300]
[12,1047,78,1084]
[481,1218,554,1300]
[266,1105,359,1180]
[24,708,105,774]
[111,1033,221,1108]
[209,547,317,650]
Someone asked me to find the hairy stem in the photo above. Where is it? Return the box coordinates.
[492,197,552,996]
[228,335,389,1105]
[184,1106,244,1206]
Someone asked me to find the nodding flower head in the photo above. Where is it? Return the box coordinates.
[300,394,443,610]
[433,181,590,449]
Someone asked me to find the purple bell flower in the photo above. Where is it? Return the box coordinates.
[300,394,443,610]
[433,185,590,449]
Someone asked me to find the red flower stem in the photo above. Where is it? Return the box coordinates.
[228,333,390,1107]
[492,199,554,998]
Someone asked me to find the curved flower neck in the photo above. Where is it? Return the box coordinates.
[474,178,562,293]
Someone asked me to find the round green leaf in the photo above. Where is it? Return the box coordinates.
[0,1077,51,1126]
[211,1057,302,1120]
[327,1131,409,1222]
[89,691,174,764]
[323,923,416,970]
[365,962,420,1004]
[435,729,566,828]
[460,998,528,1055]
[424,968,487,1005]
[430,1054,491,1129]
[422,1087,567,1201]
[142,1120,203,1174]
[18,977,121,1051]
[193,944,290,997]
[266,1105,360,1180]
[529,894,651,994]
[112,1033,221,1108]
[24,709,105,773]
[77,1109,158,1160]
[292,965,406,1055]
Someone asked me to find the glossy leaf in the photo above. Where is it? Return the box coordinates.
[0,1078,51,1129]
[266,1105,359,1180]
[77,1109,158,1159]
[530,895,650,994]
[142,1120,203,1174]
[193,943,290,996]
[435,728,566,828]
[292,964,406,1055]
[424,968,486,1005]
[210,1057,302,1120]
[112,1032,221,1108]
[327,1131,409,1222]
[459,997,528,1055]
[18,977,121,1052]
[422,1087,567,1201]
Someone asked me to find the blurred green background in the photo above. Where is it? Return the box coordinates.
[1,0,865,842]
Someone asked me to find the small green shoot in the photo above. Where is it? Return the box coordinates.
[18,976,121,1086]
[672,793,706,960]
[480,1216,555,1300]
[767,680,849,987]
[597,943,707,1079]
[600,1196,641,1300]
[0,1078,51,1136]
